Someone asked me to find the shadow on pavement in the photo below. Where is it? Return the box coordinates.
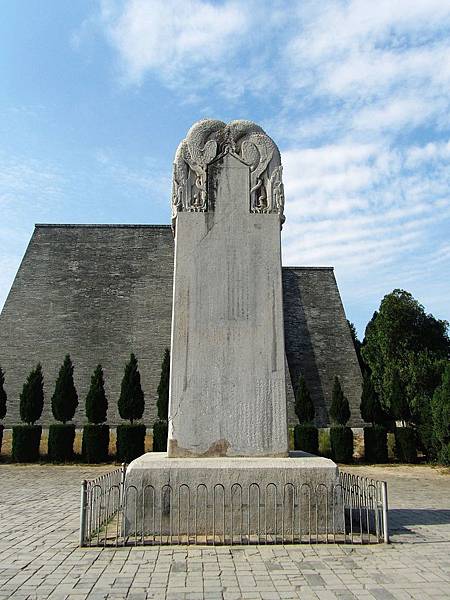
[390,508,450,526]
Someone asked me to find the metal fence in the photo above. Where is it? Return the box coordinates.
[79,465,126,547]
[79,467,389,547]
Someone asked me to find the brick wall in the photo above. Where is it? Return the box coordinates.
[283,267,363,427]
[0,225,362,427]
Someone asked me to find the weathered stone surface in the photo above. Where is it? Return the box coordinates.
[124,451,342,536]
[171,119,285,226]
[169,150,288,457]
[0,231,361,427]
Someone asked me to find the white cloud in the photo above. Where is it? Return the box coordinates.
[99,0,250,84]
[92,0,450,330]
[323,44,450,98]
[290,0,450,56]
[352,96,440,132]
[280,136,450,306]
[405,140,450,167]
[283,1,450,144]
[57,1,450,331]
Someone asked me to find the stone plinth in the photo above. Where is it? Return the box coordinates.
[123,452,343,539]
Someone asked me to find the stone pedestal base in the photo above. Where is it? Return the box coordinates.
[123,452,343,542]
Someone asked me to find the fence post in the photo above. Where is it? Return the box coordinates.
[381,481,389,544]
[120,463,127,507]
[79,480,88,547]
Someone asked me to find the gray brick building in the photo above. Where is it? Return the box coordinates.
[0,224,362,427]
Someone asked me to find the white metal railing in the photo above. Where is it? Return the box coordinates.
[79,464,126,547]
[79,467,389,547]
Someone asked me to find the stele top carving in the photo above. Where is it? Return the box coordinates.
[171,119,285,229]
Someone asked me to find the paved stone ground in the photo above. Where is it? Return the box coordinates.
[0,464,449,600]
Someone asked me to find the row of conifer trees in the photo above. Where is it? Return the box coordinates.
[293,376,355,463]
[0,350,171,463]
[292,371,429,464]
[2,348,443,465]
[294,288,450,466]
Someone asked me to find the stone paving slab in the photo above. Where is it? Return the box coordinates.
[0,464,449,599]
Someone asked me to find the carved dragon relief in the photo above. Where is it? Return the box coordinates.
[171,119,285,228]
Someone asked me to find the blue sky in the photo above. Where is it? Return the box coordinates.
[1,0,450,337]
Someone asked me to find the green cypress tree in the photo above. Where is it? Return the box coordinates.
[295,375,314,424]
[360,372,387,425]
[432,363,450,464]
[348,320,365,372]
[360,372,389,463]
[329,377,351,425]
[51,355,78,424]
[157,348,170,420]
[390,369,416,462]
[329,378,353,462]
[85,365,108,424]
[118,354,144,424]
[19,364,44,425]
[293,375,318,454]
[0,366,6,421]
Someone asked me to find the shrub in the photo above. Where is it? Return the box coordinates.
[437,442,450,465]
[83,366,109,463]
[390,369,411,426]
[153,350,170,453]
[319,429,331,457]
[0,365,6,422]
[86,365,108,424]
[49,356,78,461]
[116,423,146,462]
[432,363,450,465]
[360,372,388,425]
[330,377,351,425]
[394,427,417,463]
[294,424,319,454]
[414,395,436,461]
[13,365,44,462]
[361,290,449,441]
[12,425,42,462]
[157,349,170,420]
[51,355,78,423]
[48,423,75,462]
[364,425,388,463]
[387,432,396,460]
[82,424,110,463]
[295,375,315,424]
[153,420,168,452]
[330,426,353,463]
[118,354,144,424]
[20,364,44,425]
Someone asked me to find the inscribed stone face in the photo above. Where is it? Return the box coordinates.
[168,120,288,457]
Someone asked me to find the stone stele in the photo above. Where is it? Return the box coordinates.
[124,120,341,536]
[168,119,288,458]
